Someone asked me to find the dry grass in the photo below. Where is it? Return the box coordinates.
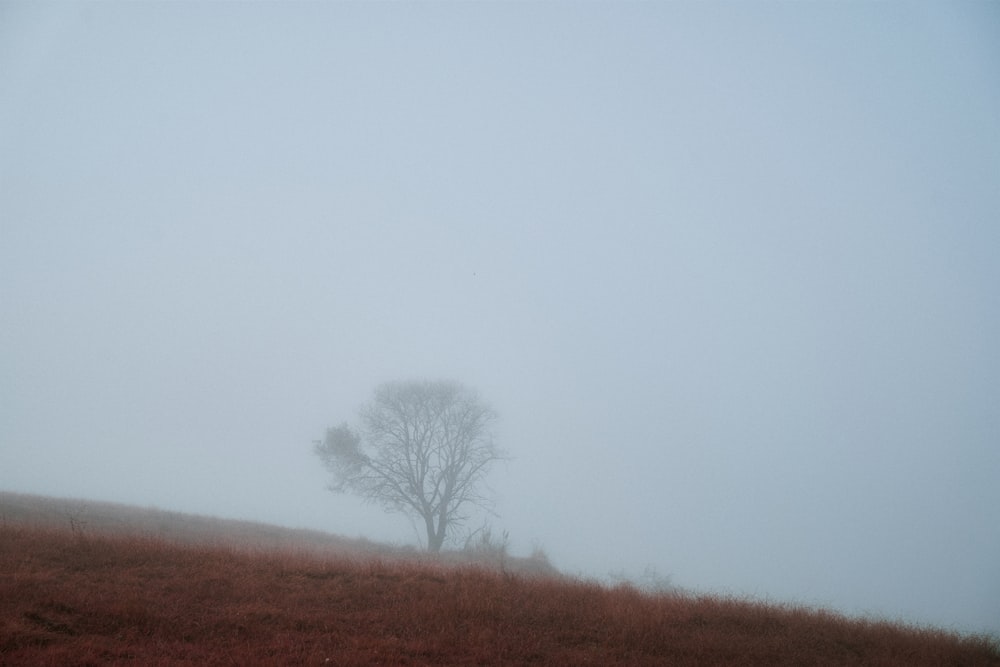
[1,492,997,666]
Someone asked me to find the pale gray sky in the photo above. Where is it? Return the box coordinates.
[2,1,998,636]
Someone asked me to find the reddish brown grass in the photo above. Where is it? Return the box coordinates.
[1,496,997,666]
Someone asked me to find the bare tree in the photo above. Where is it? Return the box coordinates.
[314,380,504,553]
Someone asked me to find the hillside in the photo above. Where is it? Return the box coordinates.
[2,491,997,666]
[0,491,554,576]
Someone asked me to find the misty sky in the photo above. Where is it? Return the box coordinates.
[2,1,998,637]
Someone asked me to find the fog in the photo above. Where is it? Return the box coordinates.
[2,1,998,637]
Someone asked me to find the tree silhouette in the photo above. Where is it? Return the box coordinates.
[315,380,504,552]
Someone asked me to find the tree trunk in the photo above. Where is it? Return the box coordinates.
[424,513,445,553]
[428,530,445,553]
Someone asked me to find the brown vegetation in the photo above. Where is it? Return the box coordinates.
[1,492,997,666]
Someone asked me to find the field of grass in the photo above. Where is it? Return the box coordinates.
[2,492,997,666]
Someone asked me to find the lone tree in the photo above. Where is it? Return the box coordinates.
[314,380,504,553]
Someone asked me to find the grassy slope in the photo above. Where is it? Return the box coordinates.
[1,492,997,666]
